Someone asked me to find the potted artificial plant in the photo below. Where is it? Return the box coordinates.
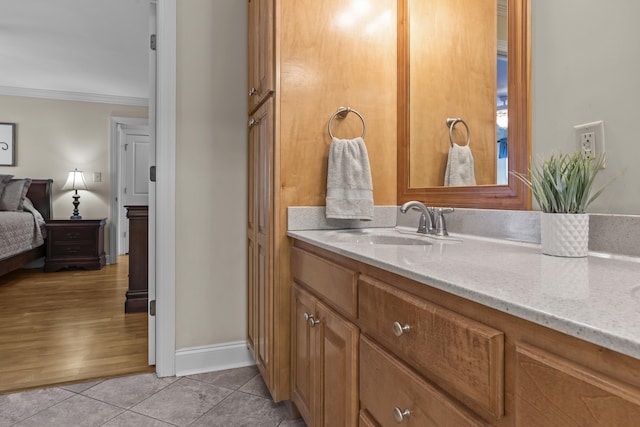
[511,152,614,257]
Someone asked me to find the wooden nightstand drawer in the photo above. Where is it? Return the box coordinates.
[45,219,106,272]
[359,274,504,419]
[49,243,97,258]
[47,226,97,243]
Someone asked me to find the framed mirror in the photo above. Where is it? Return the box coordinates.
[397,0,531,209]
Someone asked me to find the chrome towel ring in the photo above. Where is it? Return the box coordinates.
[328,107,366,139]
[446,117,470,147]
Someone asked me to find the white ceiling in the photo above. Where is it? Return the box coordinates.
[0,0,150,101]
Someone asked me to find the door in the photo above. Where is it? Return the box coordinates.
[118,127,150,255]
[147,0,157,366]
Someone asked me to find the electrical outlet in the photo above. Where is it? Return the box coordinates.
[94,172,102,183]
[581,131,595,158]
[574,120,605,168]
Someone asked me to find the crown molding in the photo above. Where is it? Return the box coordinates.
[0,85,148,107]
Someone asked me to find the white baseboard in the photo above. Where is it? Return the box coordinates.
[175,340,255,377]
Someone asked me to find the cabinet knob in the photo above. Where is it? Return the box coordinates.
[392,321,410,337]
[248,118,260,128]
[249,87,258,96]
[393,407,411,423]
[304,312,320,327]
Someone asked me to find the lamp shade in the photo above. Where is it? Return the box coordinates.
[62,169,89,191]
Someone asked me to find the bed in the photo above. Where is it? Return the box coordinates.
[0,178,53,277]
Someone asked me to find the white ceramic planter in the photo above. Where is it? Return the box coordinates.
[540,213,589,257]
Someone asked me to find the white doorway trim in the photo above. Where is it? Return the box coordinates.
[108,117,149,263]
[155,0,177,377]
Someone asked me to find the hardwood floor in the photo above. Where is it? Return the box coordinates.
[0,255,153,394]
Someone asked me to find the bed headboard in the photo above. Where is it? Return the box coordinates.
[26,179,53,221]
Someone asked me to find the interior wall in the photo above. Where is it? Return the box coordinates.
[0,95,148,252]
[175,0,248,349]
[532,0,640,214]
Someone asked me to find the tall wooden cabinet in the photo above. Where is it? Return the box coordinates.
[246,0,398,402]
[247,0,277,398]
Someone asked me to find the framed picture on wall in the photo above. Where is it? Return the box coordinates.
[0,123,16,166]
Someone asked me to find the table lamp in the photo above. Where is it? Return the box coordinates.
[62,168,88,219]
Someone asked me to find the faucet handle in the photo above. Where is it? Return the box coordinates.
[434,208,454,236]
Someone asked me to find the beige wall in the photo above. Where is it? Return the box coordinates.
[532,0,640,214]
[0,95,148,252]
[175,0,248,349]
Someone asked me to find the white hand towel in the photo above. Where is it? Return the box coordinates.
[325,137,374,220]
[444,143,476,186]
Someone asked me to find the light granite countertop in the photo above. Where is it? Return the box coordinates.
[287,226,640,360]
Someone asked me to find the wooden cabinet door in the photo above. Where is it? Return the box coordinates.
[247,101,258,355]
[515,343,640,426]
[291,284,316,425]
[248,98,274,389]
[247,0,273,113]
[291,285,359,427]
[315,300,359,427]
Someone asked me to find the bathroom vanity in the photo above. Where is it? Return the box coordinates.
[288,224,640,426]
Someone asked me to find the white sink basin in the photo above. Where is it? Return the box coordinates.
[326,229,434,246]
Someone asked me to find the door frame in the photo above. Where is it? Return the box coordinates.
[154,0,177,377]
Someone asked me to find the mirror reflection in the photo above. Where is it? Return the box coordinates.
[408,0,509,188]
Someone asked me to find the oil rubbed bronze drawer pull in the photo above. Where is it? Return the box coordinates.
[65,232,81,239]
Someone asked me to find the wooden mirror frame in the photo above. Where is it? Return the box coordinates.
[397,0,531,209]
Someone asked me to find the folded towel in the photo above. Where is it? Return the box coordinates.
[498,137,508,159]
[444,143,476,186]
[325,137,374,220]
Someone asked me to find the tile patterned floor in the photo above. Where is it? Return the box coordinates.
[0,366,307,427]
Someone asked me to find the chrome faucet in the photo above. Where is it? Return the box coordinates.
[400,201,435,234]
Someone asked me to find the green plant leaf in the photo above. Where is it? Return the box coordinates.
[509,152,616,213]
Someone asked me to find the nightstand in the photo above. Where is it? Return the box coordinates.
[44,219,106,272]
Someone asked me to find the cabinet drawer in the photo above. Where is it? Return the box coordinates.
[358,275,504,419]
[360,336,486,427]
[48,227,96,243]
[49,243,96,258]
[515,343,640,426]
[291,247,358,317]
